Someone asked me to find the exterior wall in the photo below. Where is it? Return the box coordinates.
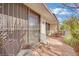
[50,24,58,33]
[40,17,47,43]
[40,17,58,43]
[0,3,57,55]
[0,3,41,55]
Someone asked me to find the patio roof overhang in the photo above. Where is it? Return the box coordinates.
[24,3,58,25]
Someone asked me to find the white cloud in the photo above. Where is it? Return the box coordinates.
[76,9,79,12]
[59,11,70,15]
[76,9,79,14]
[50,8,62,14]
[77,9,79,11]
[57,17,62,20]
[50,8,72,15]
[57,17,63,22]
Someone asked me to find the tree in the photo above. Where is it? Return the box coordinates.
[60,16,79,47]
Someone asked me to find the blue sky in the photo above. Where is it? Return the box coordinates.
[47,3,79,23]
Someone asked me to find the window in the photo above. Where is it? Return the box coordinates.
[0,4,2,14]
[0,4,2,29]
[28,10,40,44]
[0,3,40,55]
[4,3,8,15]
[46,23,50,35]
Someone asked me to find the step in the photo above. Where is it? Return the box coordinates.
[17,49,32,56]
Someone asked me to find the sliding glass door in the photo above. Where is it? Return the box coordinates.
[28,10,40,45]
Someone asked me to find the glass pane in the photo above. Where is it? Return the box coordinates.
[4,3,8,15]
[0,3,28,55]
[29,10,40,44]
[0,4,2,29]
[0,3,2,14]
[46,23,50,35]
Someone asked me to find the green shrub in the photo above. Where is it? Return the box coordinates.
[61,16,79,48]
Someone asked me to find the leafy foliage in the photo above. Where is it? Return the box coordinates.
[60,17,79,47]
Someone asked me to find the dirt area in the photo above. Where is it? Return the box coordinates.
[32,37,76,56]
[17,36,77,56]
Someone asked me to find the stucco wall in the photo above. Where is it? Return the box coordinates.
[50,24,57,33]
[40,17,47,43]
[40,16,58,43]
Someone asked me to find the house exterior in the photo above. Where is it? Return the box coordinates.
[0,3,58,56]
